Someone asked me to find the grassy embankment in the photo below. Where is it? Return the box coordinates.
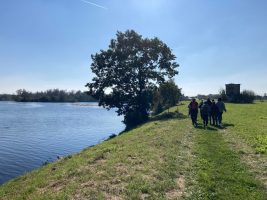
[0,101,266,199]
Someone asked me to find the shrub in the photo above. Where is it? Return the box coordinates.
[240,90,255,103]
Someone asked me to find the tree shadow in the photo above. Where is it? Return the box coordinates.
[104,133,117,141]
[119,123,144,135]
[150,111,187,122]
[119,111,187,135]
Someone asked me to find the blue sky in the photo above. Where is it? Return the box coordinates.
[0,0,266,96]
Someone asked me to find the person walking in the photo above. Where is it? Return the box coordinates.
[200,101,210,128]
[198,99,204,120]
[216,98,227,126]
[206,98,212,125]
[188,98,198,127]
[211,99,219,125]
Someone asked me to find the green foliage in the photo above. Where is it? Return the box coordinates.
[152,80,181,114]
[86,30,179,128]
[155,102,164,114]
[152,88,163,114]
[219,88,228,101]
[159,80,181,112]
[240,90,255,103]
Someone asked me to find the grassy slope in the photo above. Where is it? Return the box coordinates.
[0,102,266,199]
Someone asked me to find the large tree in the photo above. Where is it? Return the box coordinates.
[86,30,179,128]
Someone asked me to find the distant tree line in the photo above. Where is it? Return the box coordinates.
[0,94,15,101]
[0,89,96,102]
[219,89,257,103]
[255,93,267,101]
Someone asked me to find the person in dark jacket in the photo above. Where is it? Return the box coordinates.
[206,98,212,125]
[188,98,198,127]
[198,99,204,119]
[200,101,210,128]
[210,99,219,125]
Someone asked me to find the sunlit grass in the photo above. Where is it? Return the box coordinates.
[224,101,267,154]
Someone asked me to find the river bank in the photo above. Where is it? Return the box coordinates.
[0,102,266,199]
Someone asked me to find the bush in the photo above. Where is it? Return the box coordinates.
[240,90,255,103]
[228,90,255,103]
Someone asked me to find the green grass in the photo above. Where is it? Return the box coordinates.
[190,128,265,199]
[0,101,266,199]
[224,101,267,154]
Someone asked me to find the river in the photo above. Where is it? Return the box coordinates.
[0,101,124,185]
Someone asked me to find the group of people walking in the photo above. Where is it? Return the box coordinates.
[188,98,227,128]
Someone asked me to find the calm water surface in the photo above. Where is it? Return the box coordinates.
[0,102,124,184]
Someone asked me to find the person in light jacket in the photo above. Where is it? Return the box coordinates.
[216,98,226,126]
[200,101,210,128]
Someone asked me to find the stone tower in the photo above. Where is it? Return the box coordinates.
[225,83,240,101]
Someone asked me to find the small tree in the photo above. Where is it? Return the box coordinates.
[158,80,181,113]
[86,30,179,129]
[152,89,163,114]
[16,89,32,102]
[219,88,228,102]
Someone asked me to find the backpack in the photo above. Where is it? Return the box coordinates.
[190,101,198,110]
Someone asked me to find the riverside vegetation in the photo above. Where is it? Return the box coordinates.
[0,89,95,102]
[0,101,266,199]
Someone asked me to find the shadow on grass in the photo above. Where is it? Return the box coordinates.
[150,111,187,122]
[119,123,144,135]
[195,125,218,131]
[216,123,235,130]
[223,123,235,127]
[188,122,235,132]
[119,111,187,135]
[105,133,117,141]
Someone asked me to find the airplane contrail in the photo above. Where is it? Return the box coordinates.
[79,0,108,10]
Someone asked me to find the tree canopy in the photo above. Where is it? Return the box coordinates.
[86,30,179,128]
[153,80,181,114]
